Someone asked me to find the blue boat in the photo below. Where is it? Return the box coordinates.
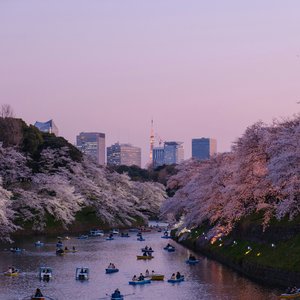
[35,241,44,247]
[168,276,184,283]
[164,245,175,251]
[161,235,171,239]
[185,259,199,265]
[77,235,88,240]
[129,279,151,285]
[106,268,119,274]
[10,247,23,253]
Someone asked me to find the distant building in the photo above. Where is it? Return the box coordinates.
[152,147,165,168]
[34,120,59,136]
[107,143,141,167]
[192,138,217,160]
[76,132,106,165]
[152,141,184,168]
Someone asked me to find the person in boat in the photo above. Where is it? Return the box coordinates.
[290,286,298,294]
[7,267,13,273]
[72,246,76,251]
[166,243,171,248]
[64,246,69,251]
[164,231,168,236]
[189,254,196,261]
[145,269,150,277]
[143,252,148,256]
[112,289,121,297]
[151,270,155,275]
[138,273,144,281]
[34,288,43,297]
[145,245,148,250]
[109,233,113,238]
[56,248,64,254]
[111,263,116,269]
[132,275,137,281]
[171,273,176,280]
[176,272,181,279]
[149,247,152,251]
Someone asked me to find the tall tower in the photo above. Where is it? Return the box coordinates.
[149,119,154,163]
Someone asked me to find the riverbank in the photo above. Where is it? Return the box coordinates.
[174,215,300,288]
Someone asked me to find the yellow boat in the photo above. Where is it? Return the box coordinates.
[136,255,154,260]
[4,271,19,277]
[151,274,164,281]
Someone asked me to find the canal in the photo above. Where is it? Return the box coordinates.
[0,230,279,300]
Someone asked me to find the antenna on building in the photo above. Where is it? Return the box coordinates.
[149,118,155,164]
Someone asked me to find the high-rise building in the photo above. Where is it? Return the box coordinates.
[34,120,59,136]
[152,141,184,168]
[164,141,184,165]
[192,138,217,160]
[152,147,165,168]
[107,143,141,167]
[76,132,106,165]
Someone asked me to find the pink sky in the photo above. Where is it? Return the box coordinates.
[1,1,300,166]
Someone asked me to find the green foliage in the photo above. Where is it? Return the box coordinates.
[22,125,43,155]
[110,165,151,182]
[40,132,82,162]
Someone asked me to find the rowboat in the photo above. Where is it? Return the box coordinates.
[161,235,171,239]
[151,274,164,281]
[106,237,114,241]
[31,297,45,300]
[111,229,120,235]
[280,291,300,299]
[186,259,199,265]
[168,275,185,283]
[76,267,89,280]
[39,267,52,280]
[77,235,88,240]
[137,255,154,260]
[106,268,119,274]
[89,229,104,237]
[4,269,19,277]
[35,241,44,247]
[164,246,175,252]
[137,237,145,241]
[10,248,23,253]
[129,279,151,285]
[111,295,124,300]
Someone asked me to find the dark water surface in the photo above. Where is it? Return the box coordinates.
[0,231,279,300]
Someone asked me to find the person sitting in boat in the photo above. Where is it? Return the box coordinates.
[56,248,64,254]
[111,263,116,269]
[138,273,144,281]
[176,272,181,279]
[171,273,176,280]
[7,267,13,274]
[145,245,148,250]
[64,246,69,251]
[143,252,148,256]
[189,255,196,261]
[112,289,121,297]
[132,275,137,281]
[72,246,76,251]
[34,288,43,297]
[164,231,168,236]
[166,243,171,248]
[145,269,150,277]
[149,247,152,251]
[151,270,155,275]
[109,233,113,238]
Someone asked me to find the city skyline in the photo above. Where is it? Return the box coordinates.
[1,1,300,166]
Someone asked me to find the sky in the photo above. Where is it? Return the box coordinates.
[1,0,300,166]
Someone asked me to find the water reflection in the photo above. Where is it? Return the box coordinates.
[0,232,279,300]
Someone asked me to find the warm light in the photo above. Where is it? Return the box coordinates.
[256,252,261,256]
